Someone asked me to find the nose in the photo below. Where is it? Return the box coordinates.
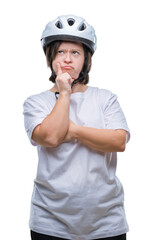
[64,52,72,63]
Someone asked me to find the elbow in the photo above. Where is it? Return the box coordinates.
[48,141,58,148]
[117,141,126,152]
[42,131,65,148]
[111,143,125,152]
[45,134,64,148]
[32,125,60,148]
[45,136,59,148]
[119,143,126,152]
[115,130,127,152]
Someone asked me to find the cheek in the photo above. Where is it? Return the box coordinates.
[52,60,58,73]
[77,59,84,72]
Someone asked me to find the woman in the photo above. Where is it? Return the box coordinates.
[23,15,130,240]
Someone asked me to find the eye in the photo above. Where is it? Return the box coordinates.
[57,50,64,54]
[73,51,79,55]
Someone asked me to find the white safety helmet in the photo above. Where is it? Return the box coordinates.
[41,15,97,55]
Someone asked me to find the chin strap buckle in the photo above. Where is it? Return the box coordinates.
[55,91,60,99]
[54,80,78,100]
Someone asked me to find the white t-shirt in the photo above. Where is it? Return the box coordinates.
[23,86,130,240]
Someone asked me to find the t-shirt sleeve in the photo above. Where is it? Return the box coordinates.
[104,91,130,143]
[23,96,50,146]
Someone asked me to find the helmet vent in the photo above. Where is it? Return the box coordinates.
[55,21,63,29]
[67,18,75,26]
[79,23,86,31]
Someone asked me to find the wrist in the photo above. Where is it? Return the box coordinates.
[60,91,71,97]
[73,124,80,139]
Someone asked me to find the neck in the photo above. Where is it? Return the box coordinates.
[50,83,88,94]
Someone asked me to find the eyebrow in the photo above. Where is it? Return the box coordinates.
[58,47,83,52]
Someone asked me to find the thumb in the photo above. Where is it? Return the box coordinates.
[69,78,75,85]
[56,63,63,75]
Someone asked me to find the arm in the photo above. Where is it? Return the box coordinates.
[32,92,70,147]
[32,63,73,147]
[63,121,127,152]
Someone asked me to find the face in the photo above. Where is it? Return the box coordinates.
[52,41,85,80]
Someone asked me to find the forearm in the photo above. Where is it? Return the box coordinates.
[74,126,126,152]
[32,92,70,147]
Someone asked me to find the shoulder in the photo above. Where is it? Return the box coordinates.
[23,90,54,109]
[24,90,49,103]
[89,86,116,106]
[89,86,114,97]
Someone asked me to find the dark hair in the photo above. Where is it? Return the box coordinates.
[45,41,92,84]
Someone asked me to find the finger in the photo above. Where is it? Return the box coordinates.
[69,78,75,85]
[56,63,63,75]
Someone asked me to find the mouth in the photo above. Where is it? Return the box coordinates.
[62,66,73,70]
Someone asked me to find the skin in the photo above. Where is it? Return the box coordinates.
[32,41,127,152]
[51,41,88,94]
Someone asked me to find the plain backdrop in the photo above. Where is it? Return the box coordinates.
[0,0,153,239]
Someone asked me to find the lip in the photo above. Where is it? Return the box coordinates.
[62,66,73,70]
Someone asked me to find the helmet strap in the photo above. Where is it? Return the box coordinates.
[49,42,57,80]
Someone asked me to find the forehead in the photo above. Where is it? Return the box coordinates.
[58,41,83,50]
